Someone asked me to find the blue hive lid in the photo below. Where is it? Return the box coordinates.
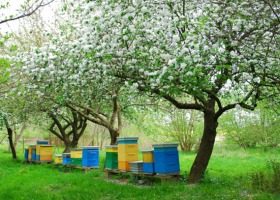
[37,140,49,144]
[152,143,179,148]
[82,146,99,149]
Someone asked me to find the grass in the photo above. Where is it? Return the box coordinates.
[0,143,279,200]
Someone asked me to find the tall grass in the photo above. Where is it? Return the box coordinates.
[0,144,279,200]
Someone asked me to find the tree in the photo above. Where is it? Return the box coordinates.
[60,0,278,183]
[48,107,88,152]
[0,0,55,159]
[168,109,203,152]
[220,101,280,148]
[16,0,279,183]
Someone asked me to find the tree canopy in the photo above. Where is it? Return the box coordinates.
[13,0,280,183]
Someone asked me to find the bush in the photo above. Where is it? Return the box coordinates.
[220,104,280,149]
[251,160,280,194]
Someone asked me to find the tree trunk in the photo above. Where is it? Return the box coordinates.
[3,117,17,159]
[109,130,119,145]
[7,127,17,159]
[63,139,79,153]
[187,111,218,184]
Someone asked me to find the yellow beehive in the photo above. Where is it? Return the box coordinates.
[36,141,49,157]
[117,137,139,171]
[118,152,138,161]
[39,145,53,161]
[40,155,53,161]
[70,149,82,158]
[28,145,36,160]
[40,146,53,155]
[36,145,41,156]
[118,161,130,170]
[106,146,118,153]
[142,150,154,163]
[54,154,63,164]
[118,144,138,153]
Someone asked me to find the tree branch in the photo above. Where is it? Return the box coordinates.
[0,0,54,24]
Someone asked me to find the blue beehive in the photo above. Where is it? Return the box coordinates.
[62,153,71,165]
[82,146,99,167]
[32,149,37,161]
[24,149,29,160]
[152,143,180,174]
[143,163,155,174]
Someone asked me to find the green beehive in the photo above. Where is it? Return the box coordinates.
[70,148,82,166]
[71,158,82,165]
[105,145,118,170]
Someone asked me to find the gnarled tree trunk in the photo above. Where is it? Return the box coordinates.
[109,129,119,145]
[187,110,218,184]
[48,109,88,153]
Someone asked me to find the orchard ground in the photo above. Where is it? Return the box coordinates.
[0,142,279,200]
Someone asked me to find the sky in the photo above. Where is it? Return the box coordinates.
[0,0,59,34]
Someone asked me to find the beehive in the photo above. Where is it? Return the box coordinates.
[62,153,71,165]
[32,149,37,161]
[24,148,29,160]
[28,145,36,161]
[129,161,143,174]
[152,143,180,174]
[70,148,82,166]
[54,154,63,164]
[39,145,53,162]
[142,150,155,174]
[82,146,99,167]
[105,145,118,170]
[36,140,49,161]
[117,137,139,171]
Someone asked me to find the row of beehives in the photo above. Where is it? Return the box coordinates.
[55,146,99,168]
[24,141,99,168]
[25,137,180,174]
[106,137,180,175]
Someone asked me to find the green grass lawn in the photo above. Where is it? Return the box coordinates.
[0,144,279,200]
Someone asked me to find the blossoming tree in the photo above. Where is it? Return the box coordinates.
[18,0,279,183]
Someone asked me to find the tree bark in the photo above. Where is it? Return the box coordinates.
[63,139,79,153]
[109,129,119,145]
[187,111,218,184]
[3,117,17,159]
[48,110,87,153]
